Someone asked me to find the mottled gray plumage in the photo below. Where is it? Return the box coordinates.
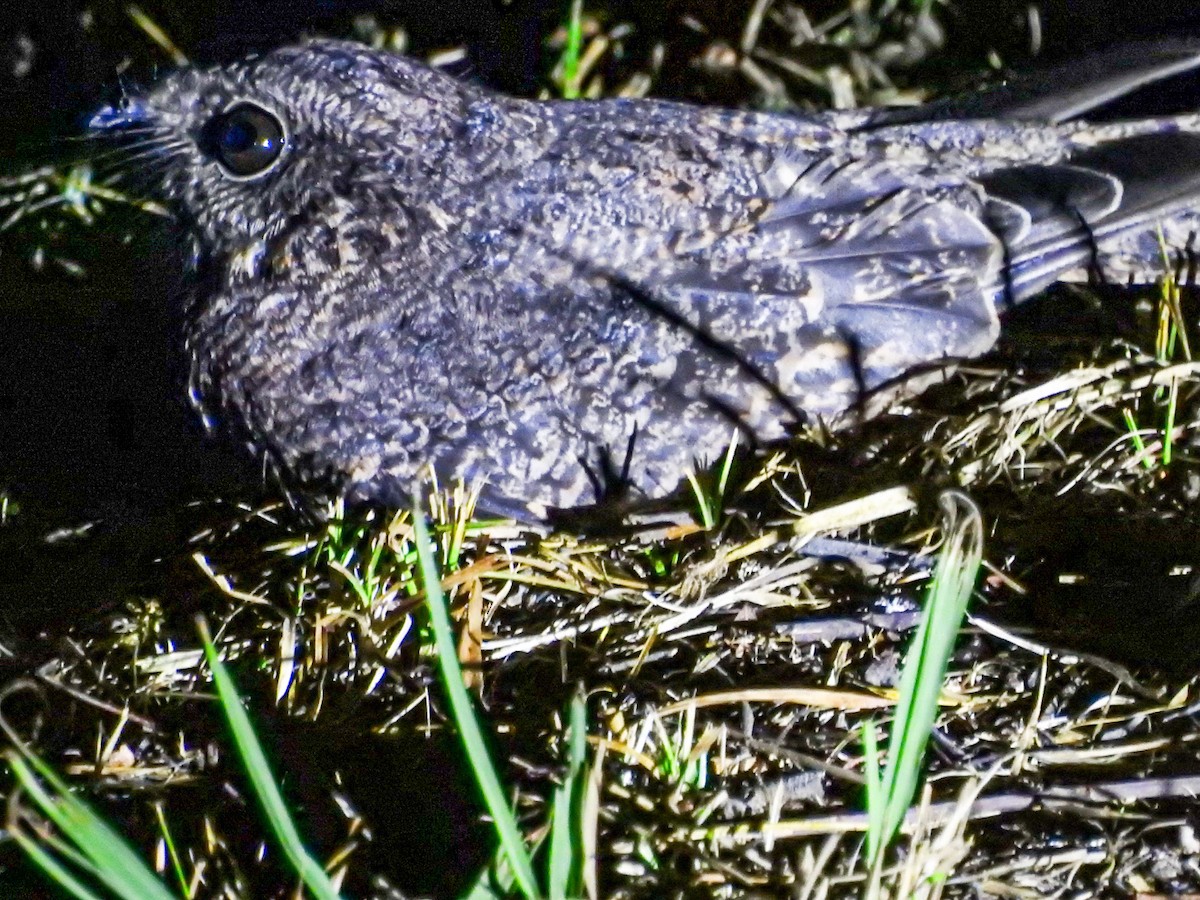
[95,40,1200,519]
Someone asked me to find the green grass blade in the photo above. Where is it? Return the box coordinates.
[1163,376,1179,466]
[8,752,176,900]
[560,0,584,99]
[465,830,554,899]
[869,491,982,863]
[154,802,191,899]
[548,691,588,899]
[685,471,715,530]
[716,430,739,500]
[1122,408,1153,471]
[198,620,344,900]
[10,829,107,900]
[412,509,540,900]
[860,719,884,862]
[462,860,511,899]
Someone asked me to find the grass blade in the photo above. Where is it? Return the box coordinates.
[198,619,344,900]
[860,719,884,862]
[864,491,982,865]
[548,690,588,899]
[559,0,584,99]
[412,508,540,899]
[7,751,176,900]
[10,828,106,900]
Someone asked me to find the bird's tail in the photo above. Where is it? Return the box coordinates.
[983,123,1200,303]
[876,39,1200,303]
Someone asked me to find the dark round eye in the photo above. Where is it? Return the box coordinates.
[201,102,285,178]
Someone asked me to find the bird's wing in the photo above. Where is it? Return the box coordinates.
[588,148,1010,421]
[615,121,1200,418]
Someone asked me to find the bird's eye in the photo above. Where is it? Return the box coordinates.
[201,102,286,178]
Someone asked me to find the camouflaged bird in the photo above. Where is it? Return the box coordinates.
[93,39,1200,519]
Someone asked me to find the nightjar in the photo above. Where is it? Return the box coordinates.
[92,40,1200,519]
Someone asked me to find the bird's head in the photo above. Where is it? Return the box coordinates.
[90,40,476,264]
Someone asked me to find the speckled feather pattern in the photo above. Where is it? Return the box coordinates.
[102,41,1200,518]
